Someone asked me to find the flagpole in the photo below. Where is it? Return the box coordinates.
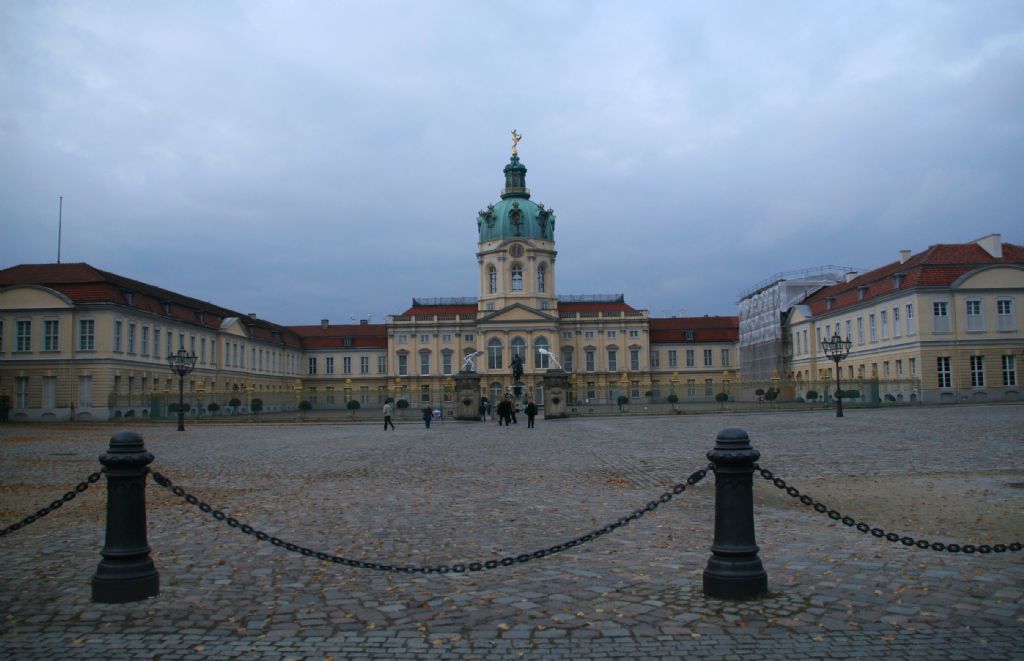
[58,196,63,264]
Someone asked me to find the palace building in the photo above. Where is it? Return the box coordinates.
[0,145,739,421]
[2,142,1020,421]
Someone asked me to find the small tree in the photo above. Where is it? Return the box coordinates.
[755,388,765,403]
[251,398,263,414]
[805,390,819,403]
[298,400,312,412]
[229,397,241,415]
[764,387,779,408]
[616,395,629,412]
[396,399,409,410]
[666,393,679,411]
[346,399,361,417]
[715,391,729,410]
[207,402,220,415]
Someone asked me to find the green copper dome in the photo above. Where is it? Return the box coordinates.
[477,154,556,242]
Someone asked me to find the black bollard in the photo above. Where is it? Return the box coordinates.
[91,431,159,603]
[703,427,768,599]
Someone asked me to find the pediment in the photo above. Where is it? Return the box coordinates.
[219,317,251,338]
[477,303,559,325]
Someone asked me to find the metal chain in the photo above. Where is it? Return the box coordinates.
[0,471,103,538]
[152,466,711,573]
[754,465,1022,555]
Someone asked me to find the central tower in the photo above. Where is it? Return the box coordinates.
[476,135,558,313]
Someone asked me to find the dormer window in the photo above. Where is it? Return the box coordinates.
[162,301,172,315]
[197,311,205,324]
[857,286,868,301]
[684,330,694,341]
[123,290,135,306]
[893,273,905,289]
[826,297,835,311]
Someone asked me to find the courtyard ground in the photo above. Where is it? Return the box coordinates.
[1,404,1022,659]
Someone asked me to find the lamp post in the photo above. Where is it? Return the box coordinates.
[820,331,852,417]
[166,349,196,431]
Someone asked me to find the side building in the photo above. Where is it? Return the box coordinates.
[785,234,1022,403]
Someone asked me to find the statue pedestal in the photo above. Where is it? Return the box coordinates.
[455,371,482,420]
[543,369,569,419]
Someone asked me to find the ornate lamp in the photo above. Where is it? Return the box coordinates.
[166,349,196,431]
[820,331,852,417]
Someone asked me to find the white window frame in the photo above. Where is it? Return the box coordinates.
[932,301,950,333]
[965,299,984,332]
[43,318,60,352]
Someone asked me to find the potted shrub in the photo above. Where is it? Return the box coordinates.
[229,397,241,415]
[207,402,220,415]
[715,391,728,410]
[666,393,679,411]
[251,398,263,415]
[396,399,409,418]
[805,390,819,403]
[616,395,629,412]
[346,399,361,417]
[763,387,779,408]
[755,388,765,403]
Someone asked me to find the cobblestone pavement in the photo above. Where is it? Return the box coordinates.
[2,404,1022,660]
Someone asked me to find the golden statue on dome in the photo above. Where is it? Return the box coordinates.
[511,129,522,155]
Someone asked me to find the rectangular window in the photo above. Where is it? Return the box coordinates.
[326,357,335,374]
[856,317,864,345]
[668,350,677,368]
[1003,355,1017,386]
[794,332,800,355]
[845,320,852,342]
[420,353,430,375]
[630,349,640,371]
[421,385,430,402]
[869,314,877,342]
[880,310,888,340]
[584,330,595,339]
[190,335,196,356]
[883,361,890,378]
[563,348,574,372]
[343,356,352,374]
[628,329,640,338]
[906,303,915,336]
[378,355,387,374]
[308,357,317,374]
[803,329,808,353]
[910,357,916,376]
[15,376,29,408]
[179,332,185,350]
[970,356,985,387]
[721,348,730,367]
[562,330,573,339]
[937,356,951,388]
[398,334,408,344]
[167,331,173,356]
[443,352,452,375]
[686,349,695,367]
[78,375,92,407]
[43,319,59,351]
[128,323,137,353]
[687,379,695,397]
[892,307,901,338]
[585,350,595,372]
[997,299,1015,331]
[464,333,474,342]
[142,327,150,356]
[651,350,660,368]
[607,349,617,372]
[114,320,123,352]
[586,381,596,400]
[199,337,205,363]
[16,320,32,352]
[703,349,713,367]
[896,359,903,376]
[0,319,4,353]
[43,376,57,408]
[79,319,95,351]
[933,301,950,332]
[441,333,452,343]
[361,356,370,374]
[606,330,616,339]
[419,334,430,343]
[704,379,713,397]
[966,300,984,331]
[398,354,408,376]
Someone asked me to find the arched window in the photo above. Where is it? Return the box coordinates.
[487,338,503,369]
[488,266,497,294]
[511,337,526,361]
[534,336,549,368]
[537,263,546,293]
[511,263,523,291]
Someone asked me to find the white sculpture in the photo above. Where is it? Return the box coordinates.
[463,351,484,371]
[537,348,562,370]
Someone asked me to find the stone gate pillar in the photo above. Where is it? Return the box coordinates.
[455,371,482,420]
[542,369,569,419]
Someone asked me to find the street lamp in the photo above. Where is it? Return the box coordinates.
[820,331,852,417]
[167,349,197,431]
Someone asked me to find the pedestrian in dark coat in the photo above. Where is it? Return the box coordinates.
[421,406,432,429]
[525,400,538,428]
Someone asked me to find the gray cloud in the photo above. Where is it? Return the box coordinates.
[3,1,1022,324]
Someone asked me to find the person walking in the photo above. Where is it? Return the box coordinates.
[421,405,433,429]
[478,400,487,422]
[525,400,538,428]
[383,399,395,430]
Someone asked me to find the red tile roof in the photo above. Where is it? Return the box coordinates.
[804,242,1024,316]
[559,301,637,314]
[648,316,739,343]
[398,305,478,317]
[287,324,389,349]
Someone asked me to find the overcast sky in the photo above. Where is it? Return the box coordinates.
[2,1,1022,324]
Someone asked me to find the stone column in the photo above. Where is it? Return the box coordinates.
[455,371,482,420]
[542,369,569,419]
[92,431,159,603]
[703,427,768,599]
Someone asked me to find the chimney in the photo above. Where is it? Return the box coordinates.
[974,233,1002,258]
[248,313,257,319]
[320,319,329,329]
[844,272,858,283]
[899,250,912,264]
